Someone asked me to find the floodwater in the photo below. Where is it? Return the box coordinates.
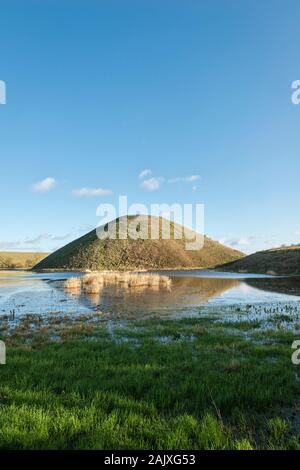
[0,270,300,321]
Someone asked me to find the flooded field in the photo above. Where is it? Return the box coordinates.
[1,270,300,329]
[1,269,300,450]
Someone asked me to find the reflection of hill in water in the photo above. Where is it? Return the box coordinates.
[245,277,300,297]
[62,276,241,315]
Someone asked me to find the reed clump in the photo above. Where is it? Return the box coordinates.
[81,273,103,294]
[64,277,82,291]
[64,271,172,295]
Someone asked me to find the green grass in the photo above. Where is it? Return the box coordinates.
[220,244,300,275]
[0,252,48,269]
[0,316,299,449]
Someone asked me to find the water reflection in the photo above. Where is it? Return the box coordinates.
[63,276,239,313]
[0,270,300,319]
[245,276,300,297]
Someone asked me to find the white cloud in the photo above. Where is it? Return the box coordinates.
[219,236,255,247]
[185,175,201,183]
[0,232,72,252]
[236,237,253,246]
[168,175,201,184]
[139,172,200,190]
[32,177,56,192]
[140,177,164,192]
[0,240,22,250]
[51,233,71,241]
[72,187,112,197]
[139,169,152,179]
[25,233,72,243]
[0,237,45,251]
[24,233,50,244]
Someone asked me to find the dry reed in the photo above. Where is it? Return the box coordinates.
[64,277,82,291]
[64,271,172,295]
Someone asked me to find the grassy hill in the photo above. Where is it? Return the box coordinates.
[220,245,300,275]
[0,251,49,269]
[34,215,243,271]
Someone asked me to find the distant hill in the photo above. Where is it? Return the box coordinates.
[219,245,300,275]
[34,215,243,271]
[0,251,49,269]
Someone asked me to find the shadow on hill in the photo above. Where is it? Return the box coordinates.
[217,247,300,276]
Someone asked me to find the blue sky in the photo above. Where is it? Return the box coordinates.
[0,0,300,254]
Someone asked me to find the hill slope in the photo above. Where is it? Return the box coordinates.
[219,245,300,275]
[0,252,48,269]
[34,215,243,271]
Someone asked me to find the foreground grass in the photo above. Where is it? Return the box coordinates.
[0,315,299,449]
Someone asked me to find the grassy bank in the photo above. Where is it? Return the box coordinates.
[220,245,300,275]
[0,252,48,269]
[0,313,299,449]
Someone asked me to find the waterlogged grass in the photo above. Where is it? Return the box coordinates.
[0,316,299,449]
